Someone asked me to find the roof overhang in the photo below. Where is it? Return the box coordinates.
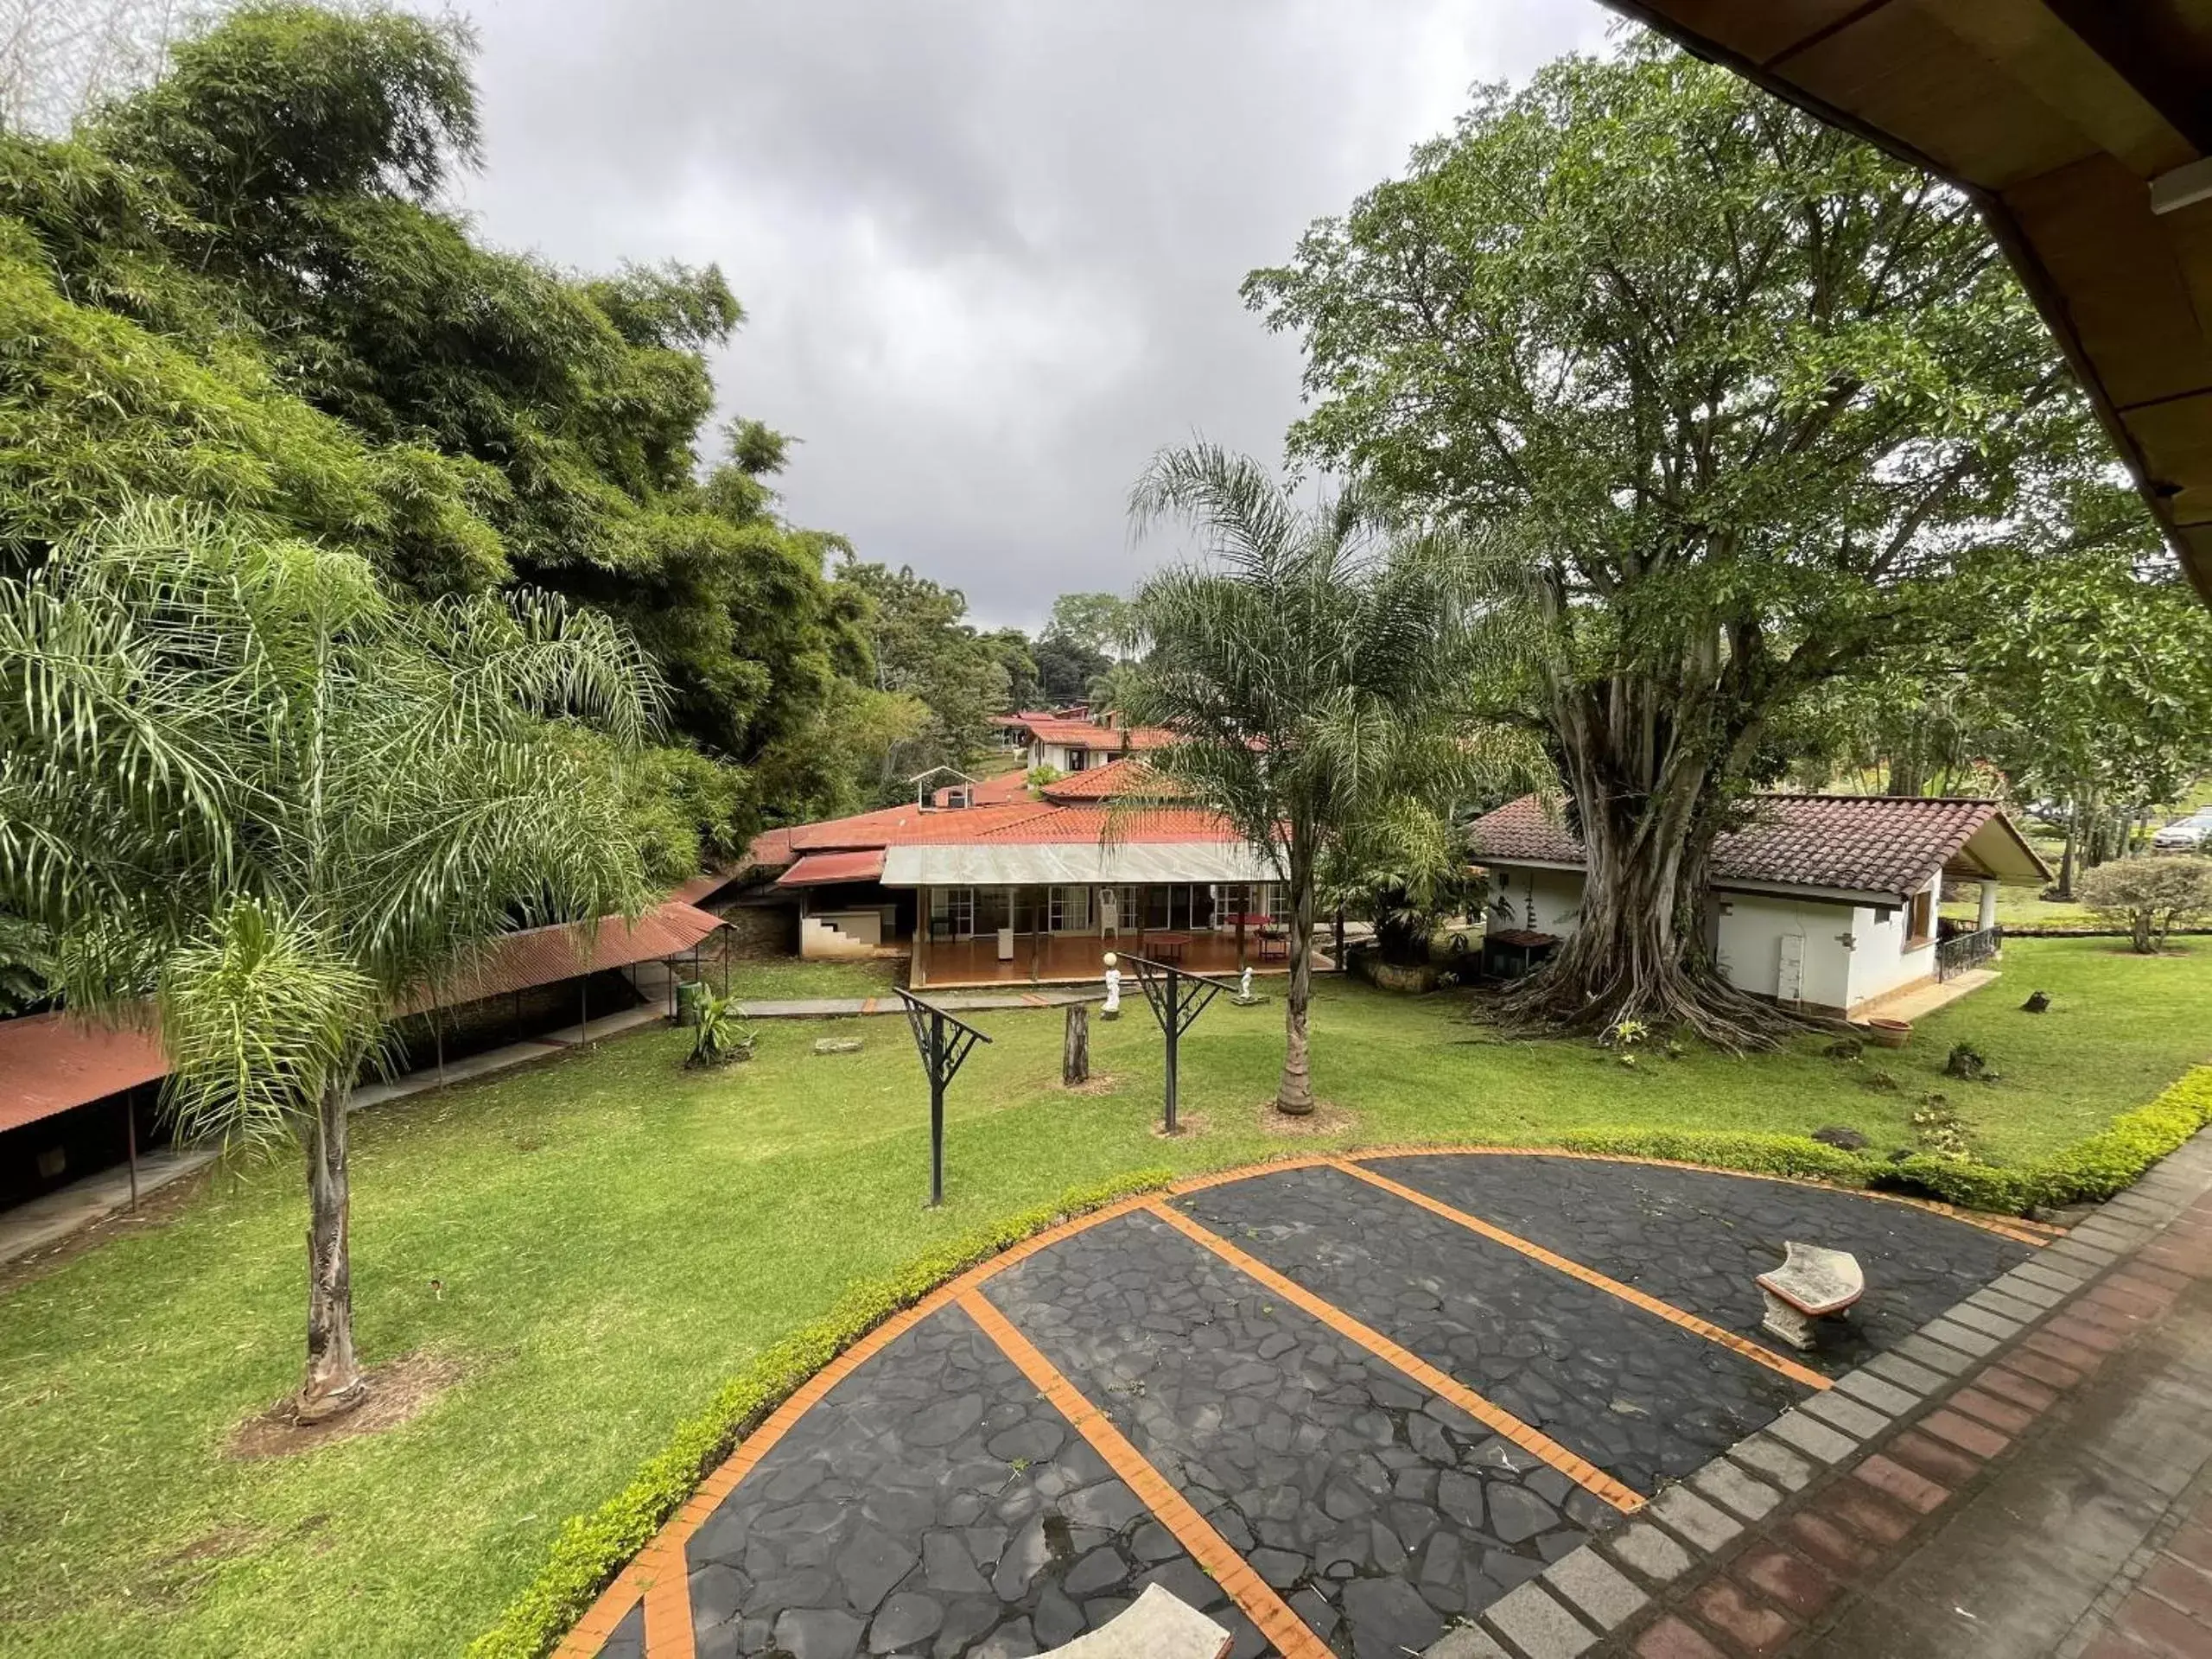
[777,849,888,887]
[881,842,1278,887]
[1606,0,2212,604]
[1942,813,2055,885]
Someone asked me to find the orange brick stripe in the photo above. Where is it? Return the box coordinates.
[1328,1159,1832,1394]
[1142,1199,1646,1514]
[556,1192,1166,1658]
[959,1290,1332,1659]
[558,1139,2021,1655]
[1346,1141,2054,1249]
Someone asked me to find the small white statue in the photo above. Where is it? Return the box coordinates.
[1101,951,1121,1019]
[1238,964,1254,1002]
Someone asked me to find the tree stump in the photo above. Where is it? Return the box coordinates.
[1063,1003,1090,1086]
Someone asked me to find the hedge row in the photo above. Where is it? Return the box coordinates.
[466,1167,1173,1659]
[1562,1065,2212,1215]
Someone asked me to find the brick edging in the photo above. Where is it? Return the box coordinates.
[1420,1128,2212,1659]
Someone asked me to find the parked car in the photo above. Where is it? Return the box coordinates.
[2152,810,2212,853]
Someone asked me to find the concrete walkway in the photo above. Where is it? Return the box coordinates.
[731,989,1102,1019]
[1854,968,1999,1026]
[0,1144,220,1267]
[1568,1125,2212,1659]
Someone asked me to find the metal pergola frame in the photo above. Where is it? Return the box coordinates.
[893,988,994,1206]
[1122,954,1235,1135]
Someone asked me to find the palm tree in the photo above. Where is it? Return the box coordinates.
[0,502,655,1419]
[1125,442,1486,1116]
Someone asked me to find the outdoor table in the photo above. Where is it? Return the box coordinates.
[1148,931,1192,963]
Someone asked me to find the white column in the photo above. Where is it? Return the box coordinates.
[1978,880,1999,932]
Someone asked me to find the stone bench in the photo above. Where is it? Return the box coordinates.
[1757,1241,1865,1351]
[1039,1584,1230,1659]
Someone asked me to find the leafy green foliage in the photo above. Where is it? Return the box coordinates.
[1246,41,2141,1039]
[686,988,755,1067]
[837,557,1011,792]
[2079,855,2212,954]
[4,3,877,868]
[1125,442,1507,1112]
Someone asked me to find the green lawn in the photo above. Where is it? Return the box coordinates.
[717,953,901,1002]
[0,938,2204,1656]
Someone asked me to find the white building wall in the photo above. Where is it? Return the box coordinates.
[1708,892,1853,1011]
[1845,874,1942,1007]
[1484,867,1586,935]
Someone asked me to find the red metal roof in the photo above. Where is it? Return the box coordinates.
[0,1012,167,1135]
[397,900,726,1013]
[0,902,729,1134]
[1471,794,2044,899]
[775,849,888,887]
[1039,757,1185,803]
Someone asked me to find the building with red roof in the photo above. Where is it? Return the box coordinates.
[1470,794,2050,1016]
[729,753,1292,988]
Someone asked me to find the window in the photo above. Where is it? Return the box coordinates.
[1049,886,1091,931]
[1066,748,1089,771]
[1907,888,1934,946]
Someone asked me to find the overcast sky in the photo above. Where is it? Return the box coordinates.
[435,1,1611,629]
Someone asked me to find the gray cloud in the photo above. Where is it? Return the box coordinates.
[435,0,1608,626]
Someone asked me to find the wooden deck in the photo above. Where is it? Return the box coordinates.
[913,931,1310,989]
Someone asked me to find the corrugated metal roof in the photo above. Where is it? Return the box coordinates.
[776,849,887,887]
[1471,794,2050,900]
[883,841,1276,887]
[396,901,726,1013]
[0,1012,166,1135]
[0,902,729,1135]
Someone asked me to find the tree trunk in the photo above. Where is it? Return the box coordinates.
[2133,909,2156,955]
[298,1080,365,1421]
[1277,835,1317,1116]
[1062,1002,1090,1085]
[2056,808,2078,900]
[1500,671,1794,1048]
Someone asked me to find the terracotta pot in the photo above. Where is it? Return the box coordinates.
[1864,1017,1912,1049]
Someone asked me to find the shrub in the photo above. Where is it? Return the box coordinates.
[2078,856,2212,954]
[467,1168,1173,1659]
[686,988,753,1067]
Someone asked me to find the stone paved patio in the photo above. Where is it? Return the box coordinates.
[563,1153,2041,1659]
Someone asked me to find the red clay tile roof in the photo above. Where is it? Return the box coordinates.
[775,849,888,887]
[1020,718,1176,751]
[1471,793,2034,899]
[1039,757,1186,803]
[932,770,1033,807]
[0,1012,167,1135]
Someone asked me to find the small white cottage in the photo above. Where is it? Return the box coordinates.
[1471,795,2050,1017]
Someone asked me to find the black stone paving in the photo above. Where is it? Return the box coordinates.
[1365,1154,2032,1369]
[1173,1165,1804,1491]
[983,1211,1613,1659]
[671,1300,1243,1659]
[599,1599,645,1659]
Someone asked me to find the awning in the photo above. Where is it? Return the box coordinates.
[881,842,1277,887]
[777,849,888,887]
[0,1012,166,1135]
[0,901,728,1135]
[395,900,728,1013]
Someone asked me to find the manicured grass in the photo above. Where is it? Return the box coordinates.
[0,938,2204,1656]
[717,954,901,1001]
